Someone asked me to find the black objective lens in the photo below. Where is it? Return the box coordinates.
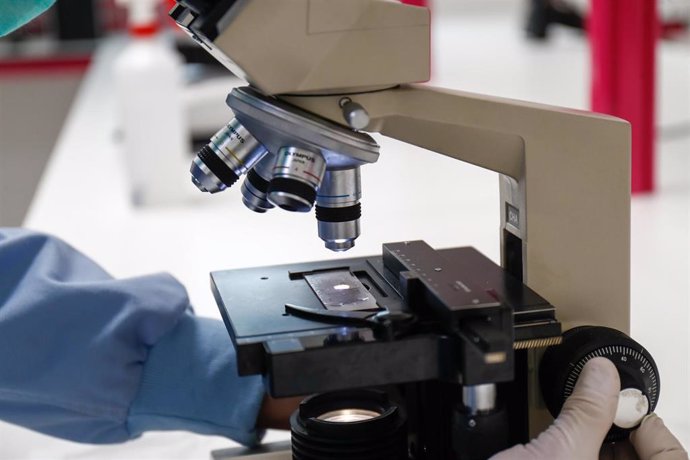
[290,390,407,460]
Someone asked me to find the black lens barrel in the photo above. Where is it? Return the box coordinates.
[247,168,270,194]
[315,204,362,223]
[267,178,318,211]
[290,390,407,460]
[197,144,240,188]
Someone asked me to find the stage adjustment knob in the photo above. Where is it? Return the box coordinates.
[539,326,660,442]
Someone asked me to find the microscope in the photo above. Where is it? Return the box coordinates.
[170,1,660,458]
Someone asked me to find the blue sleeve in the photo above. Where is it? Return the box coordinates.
[0,228,265,445]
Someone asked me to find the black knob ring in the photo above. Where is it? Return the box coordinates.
[539,326,659,443]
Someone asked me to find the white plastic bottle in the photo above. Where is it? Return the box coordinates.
[113,0,190,206]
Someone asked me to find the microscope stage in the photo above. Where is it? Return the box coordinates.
[211,241,561,396]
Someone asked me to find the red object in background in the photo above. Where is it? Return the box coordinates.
[590,0,658,194]
[0,57,90,76]
[401,0,428,6]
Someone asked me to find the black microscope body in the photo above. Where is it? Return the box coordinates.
[212,241,562,459]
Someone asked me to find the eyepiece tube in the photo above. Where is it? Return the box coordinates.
[241,152,276,213]
[315,168,362,252]
[190,118,268,193]
[267,147,326,213]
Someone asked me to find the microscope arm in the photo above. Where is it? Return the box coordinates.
[283,84,631,336]
[287,85,524,179]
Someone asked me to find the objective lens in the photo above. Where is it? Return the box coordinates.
[316,168,362,252]
[267,147,326,212]
[241,153,276,213]
[290,390,407,460]
[190,118,268,194]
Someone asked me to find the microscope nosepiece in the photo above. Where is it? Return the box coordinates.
[268,147,327,212]
[316,168,362,252]
[190,118,268,194]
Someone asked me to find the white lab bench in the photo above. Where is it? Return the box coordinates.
[3,7,688,459]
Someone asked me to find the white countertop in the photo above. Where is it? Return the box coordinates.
[4,7,688,459]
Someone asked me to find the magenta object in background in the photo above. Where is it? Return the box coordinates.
[402,0,428,6]
[590,0,658,194]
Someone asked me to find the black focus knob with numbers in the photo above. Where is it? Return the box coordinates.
[539,326,660,442]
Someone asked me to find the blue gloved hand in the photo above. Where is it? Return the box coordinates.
[0,0,56,36]
[0,228,265,445]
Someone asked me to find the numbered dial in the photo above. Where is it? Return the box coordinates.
[539,326,659,442]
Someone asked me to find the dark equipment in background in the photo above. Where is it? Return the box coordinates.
[525,0,584,39]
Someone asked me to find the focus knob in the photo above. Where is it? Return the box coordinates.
[539,326,660,442]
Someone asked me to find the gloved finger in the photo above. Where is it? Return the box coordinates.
[629,414,688,460]
[600,440,639,460]
[491,357,620,460]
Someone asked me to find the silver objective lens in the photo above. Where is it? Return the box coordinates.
[315,168,362,252]
[267,147,326,212]
[190,118,268,193]
[241,153,276,213]
[462,384,497,415]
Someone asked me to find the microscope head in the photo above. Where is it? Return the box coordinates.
[172,1,430,251]
[170,0,430,95]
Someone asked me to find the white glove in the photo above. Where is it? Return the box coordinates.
[601,414,688,460]
[491,357,688,460]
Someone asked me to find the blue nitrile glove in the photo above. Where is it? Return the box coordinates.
[0,0,56,36]
[0,228,265,445]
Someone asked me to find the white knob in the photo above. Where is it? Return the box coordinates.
[339,98,370,130]
[613,388,649,429]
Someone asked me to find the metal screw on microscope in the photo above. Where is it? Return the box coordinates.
[315,167,362,252]
[339,97,370,130]
[190,118,268,193]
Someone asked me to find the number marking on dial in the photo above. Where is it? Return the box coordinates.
[561,346,659,407]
